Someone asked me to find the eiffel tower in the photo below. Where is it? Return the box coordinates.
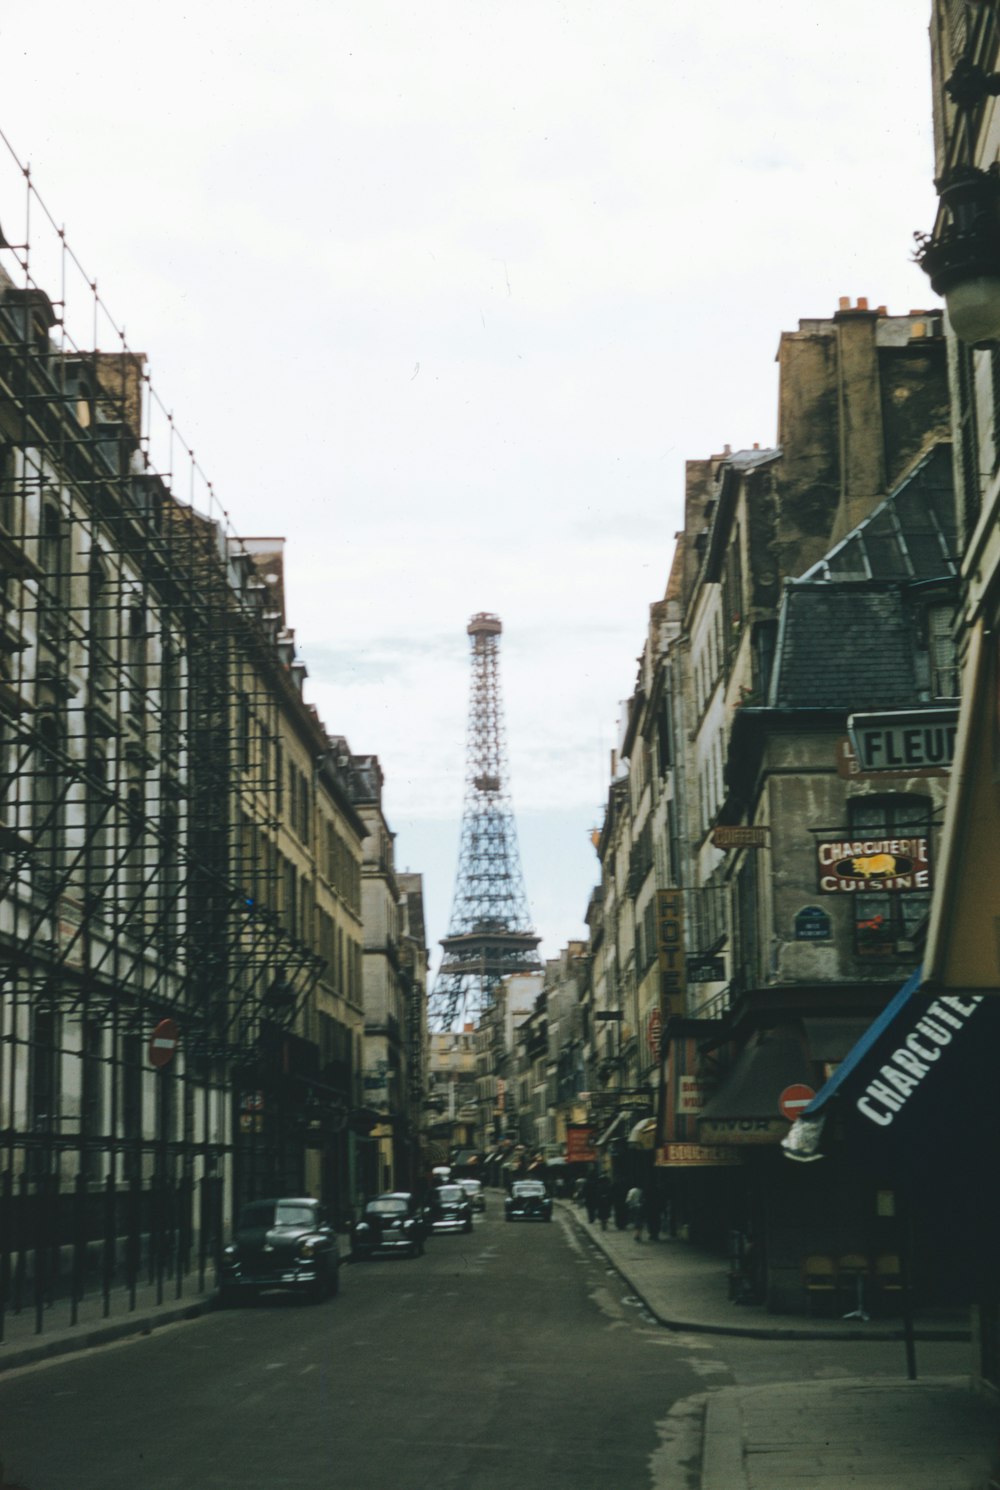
[430,613,541,1029]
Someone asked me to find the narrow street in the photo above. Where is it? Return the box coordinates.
[0,1208,703,1490]
[0,1201,988,1489]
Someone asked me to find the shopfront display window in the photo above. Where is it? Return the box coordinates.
[848,795,931,959]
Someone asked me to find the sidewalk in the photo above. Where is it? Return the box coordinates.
[561,1202,999,1490]
[0,1273,216,1375]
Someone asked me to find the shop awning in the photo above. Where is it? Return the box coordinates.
[628,1117,657,1150]
[783,965,994,1164]
[698,1025,816,1145]
[595,1111,628,1147]
[923,621,1000,996]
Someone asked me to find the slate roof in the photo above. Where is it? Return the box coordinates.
[769,581,920,710]
[768,443,957,711]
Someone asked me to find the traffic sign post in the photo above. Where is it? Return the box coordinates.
[779,1083,815,1123]
[148,1018,180,1069]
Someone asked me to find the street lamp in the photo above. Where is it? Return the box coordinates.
[916,58,1000,344]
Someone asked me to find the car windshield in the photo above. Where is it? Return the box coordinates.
[460,1181,481,1193]
[512,1182,545,1197]
[368,1198,407,1216]
[437,1186,465,1202]
[238,1202,316,1229]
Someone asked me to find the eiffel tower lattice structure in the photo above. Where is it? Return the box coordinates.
[430,613,541,1030]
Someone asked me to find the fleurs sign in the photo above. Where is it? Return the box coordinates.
[816,837,931,893]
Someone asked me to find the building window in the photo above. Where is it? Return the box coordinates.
[81,1017,104,1176]
[121,1033,142,1180]
[927,606,959,700]
[127,601,147,723]
[34,713,62,894]
[88,554,112,698]
[30,1007,59,1135]
[848,795,931,960]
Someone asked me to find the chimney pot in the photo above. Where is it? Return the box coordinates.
[838,296,850,310]
[857,296,869,310]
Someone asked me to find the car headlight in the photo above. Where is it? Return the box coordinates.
[223,1244,239,1259]
[298,1238,320,1258]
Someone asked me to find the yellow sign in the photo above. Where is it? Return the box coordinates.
[656,889,686,1017]
[655,1143,742,1167]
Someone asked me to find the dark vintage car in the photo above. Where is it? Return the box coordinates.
[458,1178,486,1212]
[428,1183,473,1233]
[219,1197,341,1304]
[350,1192,426,1259]
[504,1179,553,1222]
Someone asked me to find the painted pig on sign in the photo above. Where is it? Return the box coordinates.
[852,853,897,878]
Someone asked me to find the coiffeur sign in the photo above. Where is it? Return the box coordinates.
[816,837,930,893]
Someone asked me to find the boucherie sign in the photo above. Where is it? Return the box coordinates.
[816,836,931,893]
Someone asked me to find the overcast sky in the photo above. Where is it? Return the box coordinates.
[0,2,938,982]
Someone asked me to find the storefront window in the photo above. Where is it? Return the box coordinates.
[848,795,931,959]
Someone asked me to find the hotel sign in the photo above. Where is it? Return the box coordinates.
[656,889,686,1016]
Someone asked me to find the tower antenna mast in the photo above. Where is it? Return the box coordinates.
[430,613,540,1029]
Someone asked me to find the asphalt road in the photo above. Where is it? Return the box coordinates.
[0,1205,709,1490]
[0,1202,974,1490]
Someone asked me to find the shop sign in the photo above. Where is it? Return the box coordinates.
[566,1125,597,1163]
[794,905,832,940]
[816,837,931,893]
[656,889,686,1015]
[854,993,983,1129]
[646,1008,662,1059]
[699,1117,788,1144]
[848,709,958,773]
[711,825,768,849]
[655,1142,742,1167]
[686,953,725,982]
[677,1075,714,1114]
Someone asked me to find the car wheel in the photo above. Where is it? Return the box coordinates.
[218,1285,239,1308]
[329,1264,341,1296]
[309,1268,331,1303]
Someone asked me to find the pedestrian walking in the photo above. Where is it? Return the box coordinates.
[626,1183,645,1242]
[596,1175,612,1231]
[612,1176,629,1231]
[582,1169,598,1224]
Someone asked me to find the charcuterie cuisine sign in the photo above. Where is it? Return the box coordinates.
[816,836,931,893]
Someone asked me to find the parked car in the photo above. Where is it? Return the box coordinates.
[458,1178,486,1212]
[350,1192,426,1259]
[218,1197,341,1304]
[505,1180,553,1223]
[428,1183,473,1233]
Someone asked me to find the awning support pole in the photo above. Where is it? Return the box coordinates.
[898,1181,918,1382]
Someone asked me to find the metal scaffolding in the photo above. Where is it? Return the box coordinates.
[0,130,330,1334]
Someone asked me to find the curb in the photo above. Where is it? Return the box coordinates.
[701,1391,748,1490]
[561,1205,970,1344]
[0,1298,214,1376]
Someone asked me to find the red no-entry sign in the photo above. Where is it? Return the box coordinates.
[779,1083,816,1122]
[149,1018,180,1069]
